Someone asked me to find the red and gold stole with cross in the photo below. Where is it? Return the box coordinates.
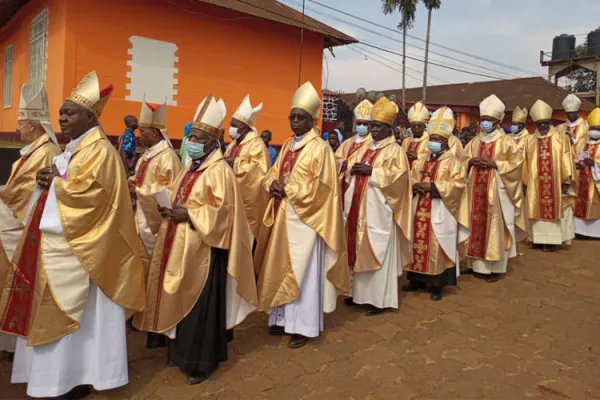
[339,141,367,201]
[409,160,441,274]
[575,143,599,218]
[0,191,49,337]
[407,141,421,169]
[135,157,152,187]
[467,141,496,259]
[228,142,244,161]
[346,148,383,268]
[152,168,202,330]
[274,147,302,215]
[537,137,557,220]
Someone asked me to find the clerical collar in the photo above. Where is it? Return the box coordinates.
[236,132,249,145]
[354,134,367,143]
[429,150,445,161]
[293,132,307,142]
[144,140,165,160]
[66,126,97,153]
[481,129,501,143]
[568,118,580,127]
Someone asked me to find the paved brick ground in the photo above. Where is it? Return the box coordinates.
[1,239,599,399]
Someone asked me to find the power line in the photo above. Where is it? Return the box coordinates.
[306,0,546,78]
[347,46,423,84]
[279,0,532,80]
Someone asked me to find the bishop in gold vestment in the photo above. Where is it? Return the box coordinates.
[9,71,146,399]
[573,108,600,238]
[405,107,468,300]
[255,82,349,349]
[0,84,60,354]
[224,95,270,253]
[463,95,524,282]
[523,100,574,250]
[335,99,373,201]
[509,106,531,150]
[403,102,430,169]
[557,93,590,144]
[344,97,411,315]
[133,94,257,385]
[130,101,181,349]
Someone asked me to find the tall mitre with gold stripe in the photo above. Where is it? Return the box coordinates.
[407,106,469,280]
[522,99,573,244]
[133,100,181,268]
[572,108,600,235]
[335,99,373,167]
[133,94,258,335]
[255,81,350,313]
[343,96,411,310]
[403,101,430,168]
[225,95,271,241]
[0,84,61,352]
[0,71,146,346]
[462,94,524,273]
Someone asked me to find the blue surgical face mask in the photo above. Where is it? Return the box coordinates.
[427,141,443,153]
[187,142,205,160]
[480,120,495,134]
[356,124,369,137]
[510,124,521,134]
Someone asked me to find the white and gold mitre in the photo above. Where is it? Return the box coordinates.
[479,94,505,120]
[354,99,373,122]
[18,84,58,145]
[371,96,398,126]
[562,93,581,112]
[233,95,263,127]
[192,94,227,138]
[427,106,454,139]
[530,99,553,122]
[512,106,528,124]
[291,81,321,119]
[140,101,172,147]
[66,71,113,118]
[408,101,429,123]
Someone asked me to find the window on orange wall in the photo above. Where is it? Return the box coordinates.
[3,44,13,108]
[29,9,49,94]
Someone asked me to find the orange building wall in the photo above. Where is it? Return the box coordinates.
[0,0,68,133]
[64,0,324,144]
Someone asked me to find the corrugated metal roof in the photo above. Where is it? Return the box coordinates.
[340,77,596,112]
[0,0,29,28]
[195,0,355,47]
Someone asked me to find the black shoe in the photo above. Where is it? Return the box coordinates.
[542,244,557,252]
[402,281,420,292]
[187,374,207,385]
[344,297,358,307]
[59,385,92,399]
[146,332,168,349]
[288,334,310,349]
[226,329,234,343]
[486,273,502,283]
[269,326,286,336]
[430,287,443,301]
[364,305,384,316]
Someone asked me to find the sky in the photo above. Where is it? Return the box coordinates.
[280,0,600,93]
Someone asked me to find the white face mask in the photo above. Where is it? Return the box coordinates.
[590,129,600,140]
[229,126,241,140]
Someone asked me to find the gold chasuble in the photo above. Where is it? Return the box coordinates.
[224,130,271,239]
[462,130,524,261]
[133,150,258,333]
[345,136,412,272]
[134,140,181,263]
[522,128,573,222]
[2,126,147,346]
[403,132,430,169]
[0,135,60,223]
[573,138,600,219]
[335,135,372,202]
[509,128,531,150]
[255,128,350,312]
[558,118,590,143]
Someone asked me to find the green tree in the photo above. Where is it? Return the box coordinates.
[382,0,418,112]
[421,0,441,103]
[566,34,597,93]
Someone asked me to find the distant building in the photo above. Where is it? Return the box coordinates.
[339,77,595,132]
[0,0,355,145]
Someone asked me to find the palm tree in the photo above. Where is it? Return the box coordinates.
[421,0,441,103]
[382,0,418,112]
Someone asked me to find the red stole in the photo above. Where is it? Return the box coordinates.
[274,148,301,215]
[153,170,202,329]
[346,148,382,268]
[575,143,599,218]
[407,141,421,169]
[340,141,366,199]
[537,136,557,220]
[228,143,244,161]
[409,160,441,273]
[0,192,49,337]
[467,141,496,259]
[135,158,152,186]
